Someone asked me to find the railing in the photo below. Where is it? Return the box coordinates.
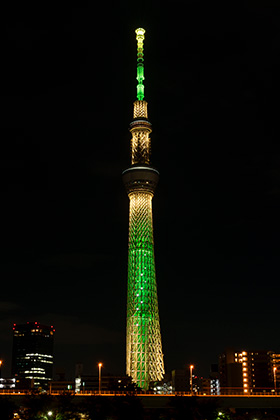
[1,389,280,397]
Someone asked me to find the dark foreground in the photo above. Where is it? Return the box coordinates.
[2,394,280,419]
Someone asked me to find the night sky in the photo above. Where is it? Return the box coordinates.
[1,1,280,380]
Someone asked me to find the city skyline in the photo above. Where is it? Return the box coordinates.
[3,321,280,394]
[1,2,280,380]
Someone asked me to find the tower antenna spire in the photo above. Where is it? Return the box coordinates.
[135,28,145,100]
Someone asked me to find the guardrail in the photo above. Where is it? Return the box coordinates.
[1,390,280,397]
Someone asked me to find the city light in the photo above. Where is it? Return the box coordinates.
[190,365,194,395]
[98,363,102,395]
[273,366,277,390]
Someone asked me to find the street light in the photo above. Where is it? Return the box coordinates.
[98,363,103,394]
[0,360,2,378]
[190,365,194,395]
[273,367,277,392]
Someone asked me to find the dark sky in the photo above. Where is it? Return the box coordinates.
[1,1,280,380]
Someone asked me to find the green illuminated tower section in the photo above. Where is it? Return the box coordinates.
[122,28,164,390]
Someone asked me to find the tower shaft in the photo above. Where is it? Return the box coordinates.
[123,28,164,390]
[126,190,164,389]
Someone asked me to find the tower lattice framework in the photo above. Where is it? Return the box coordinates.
[122,28,164,390]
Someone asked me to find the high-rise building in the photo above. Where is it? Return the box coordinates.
[12,322,55,388]
[219,348,243,394]
[270,352,280,389]
[219,348,278,394]
[122,28,164,390]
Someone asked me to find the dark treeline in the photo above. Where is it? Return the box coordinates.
[2,395,280,420]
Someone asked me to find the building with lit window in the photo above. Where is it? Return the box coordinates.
[0,377,16,389]
[219,349,243,394]
[270,352,280,389]
[210,364,220,395]
[219,348,279,394]
[12,322,55,389]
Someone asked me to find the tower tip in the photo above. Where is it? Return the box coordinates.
[135,28,145,101]
[135,28,145,38]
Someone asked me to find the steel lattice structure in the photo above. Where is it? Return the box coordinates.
[122,28,164,390]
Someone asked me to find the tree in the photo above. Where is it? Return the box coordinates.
[0,397,17,420]
[20,394,55,420]
[167,396,219,420]
[112,395,144,420]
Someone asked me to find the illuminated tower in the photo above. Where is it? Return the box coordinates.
[122,28,164,390]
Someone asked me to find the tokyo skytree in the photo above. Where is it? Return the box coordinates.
[122,28,165,390]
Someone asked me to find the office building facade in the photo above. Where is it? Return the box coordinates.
[12,321,55,388]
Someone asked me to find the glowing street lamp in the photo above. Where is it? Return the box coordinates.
[98,363,103,394]
[0,360,2,378]
[273,367,277,391]
[189,365,194,395]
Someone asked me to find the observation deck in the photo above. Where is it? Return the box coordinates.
[122,165,159,195]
